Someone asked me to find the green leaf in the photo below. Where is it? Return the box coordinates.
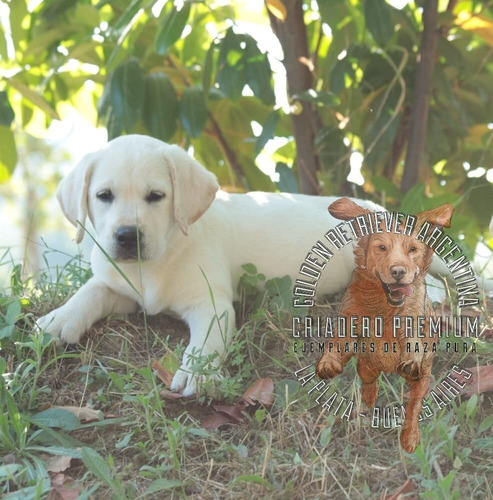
[330,57,355,94]
[242,263,257,275]
[362,53,395,91]
[0,464,23,479]
[155,2,191,56]
[27,446,82,459]
[244,37,275,105]
[217,29,247,100]
[110,58,144,132]
[265,275,293,314]
[75,4,100,27]
[5,300,21,324]
[159,351,181,374]
[371,175,402,200]
[0,125,18,180]
[81,447,120,492]
[112,0,143,32]
[31,409,81,431]
[179,86,207,138]
[255,110,280,154]
[40,0,76,22]
[275,162,299,193]
[465,394,478,418]
[203,41,216,99]
[142,73,179,141]
[106,6,147,71]
[7,77,60,120]
[230,474,273,489]
[9,0,28,52]
[0,325,14,339]
[462,176,493,229]
[0,91,14,126]
[106,109,123,141]
[364,0,394,47]
[478,416,493,434]
[320,427,332,447]
[217,64,246,101]
[398,183,426,214]
[144,479,182,495]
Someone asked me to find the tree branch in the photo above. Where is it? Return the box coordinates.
[266,0,321,194]
[208,113,245,186]
[401,0,439,193]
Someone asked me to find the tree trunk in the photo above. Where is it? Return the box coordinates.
[401,0,439,193]
[266,0,321,195]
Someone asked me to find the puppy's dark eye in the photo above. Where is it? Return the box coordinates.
[409,246,417,253]
[146,191,165,203]
[97,190,114,202]
[379,245,386,251]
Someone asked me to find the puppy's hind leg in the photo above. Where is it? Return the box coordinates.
[357,357,380,408]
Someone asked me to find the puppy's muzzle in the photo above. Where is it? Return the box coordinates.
[114,225,144,260]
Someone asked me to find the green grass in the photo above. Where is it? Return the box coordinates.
[0,252,493,498]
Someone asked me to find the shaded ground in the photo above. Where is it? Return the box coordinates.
[6,290,490,499]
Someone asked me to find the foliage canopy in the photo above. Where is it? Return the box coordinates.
[0,0,492,246]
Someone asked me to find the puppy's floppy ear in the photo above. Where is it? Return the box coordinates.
[328,197,372,221]
[57,152,97,244]
[165,145,219,235]
[416,203,454,228]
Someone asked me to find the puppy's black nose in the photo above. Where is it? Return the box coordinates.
[115,226,139,247]
[390,266,406,280]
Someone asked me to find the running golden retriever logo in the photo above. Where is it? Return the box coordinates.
[315,198,454,453]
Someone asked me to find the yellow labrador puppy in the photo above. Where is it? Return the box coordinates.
[37,135,488,396]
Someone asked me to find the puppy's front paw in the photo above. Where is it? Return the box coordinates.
[36,307,85,344]
[316,355,343,379]
[396,360,422,381]
[170,364,221,397]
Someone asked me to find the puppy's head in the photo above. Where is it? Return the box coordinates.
[57,134,219,261]
[328,198,453,307]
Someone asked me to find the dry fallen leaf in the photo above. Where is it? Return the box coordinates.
[213,401,249,422]
[201,378,275,429]
[160,389,188,400]
[384,479,418,500]
[242,377,274,407]
[48,473,82,500]
[46,455,72,474]
[202,411,234,430]
[480,327,493,340]
[152,359,174,386]
[453,366,493,396]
